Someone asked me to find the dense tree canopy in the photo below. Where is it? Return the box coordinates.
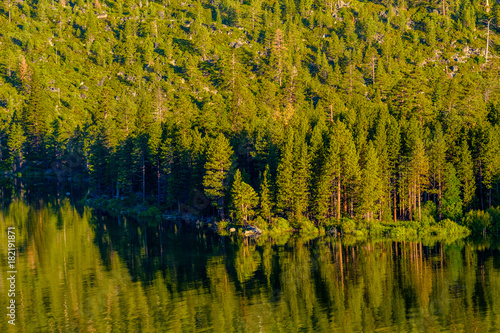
[0,0,499,227]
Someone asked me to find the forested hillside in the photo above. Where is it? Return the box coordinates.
[1,0,500,231]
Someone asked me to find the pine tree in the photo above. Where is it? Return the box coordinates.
[387,116,401,222]
[341,126,360,218]
[276,129,295,217]
[442,163,463,221]
[483,126,500,208]
[88,125,111,194]
[148,121,163,205]
[134,93,154,202]
[203,133,234,219]
[230,169,258,225]
[7,117,25,172]
[429,123,447,219]
[359,142,382,221]
[315,125,341,221]
[259,165,273,223]
[21,68,48,163]
[270,28,287,87]
[292,131,310,218]
[458,140,475,210]
[374,110,391,221]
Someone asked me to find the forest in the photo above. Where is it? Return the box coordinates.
[1,0,500,236]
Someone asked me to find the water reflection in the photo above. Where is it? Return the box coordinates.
[1,196,500,332]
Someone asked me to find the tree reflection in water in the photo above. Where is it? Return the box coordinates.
[1,195,499,332]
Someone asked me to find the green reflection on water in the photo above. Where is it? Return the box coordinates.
[1,198,500,332]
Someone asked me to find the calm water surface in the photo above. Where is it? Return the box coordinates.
[1,197,500,332]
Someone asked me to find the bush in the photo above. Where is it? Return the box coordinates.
[390,225,418,239]
[487,206,500,234]
[217,220,229,230]
[420,214,436,229]
[462,210,491,235]
[253,216,269,230]
[422,201,437,220]
[291,216,317,232]
[437,219,470,235]
[368,221,389,236]
[139,206,163,221]
[268,217,293,232]
[338,218,356,234]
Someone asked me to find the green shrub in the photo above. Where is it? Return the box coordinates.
[390,225,418,239]
[217,220,229,230]
[139,206,162,220]
[272,217,292,232]
[368,221,389,236]
[462,210,491,235]
[339,218,356,234]
[487,206,500,234]
[422,201,437,220]
[254,216,268,230]
[420,214,436,229]
[438,219,470,236]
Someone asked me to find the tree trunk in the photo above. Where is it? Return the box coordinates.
[479,157,484,210]
[393,185,397,222]
[438,169,442,220]
[337,175,341,220]
[157,157,161,206]
[142,153,146,202]
[418,187,421,221]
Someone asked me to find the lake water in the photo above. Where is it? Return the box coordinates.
[1,197,500,332]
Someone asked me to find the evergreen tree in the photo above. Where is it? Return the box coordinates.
[7,117,25,172]
[359,142,382,221]
[203,133,234,219]
[230,169,258,225]
[458,140,475,210]
[482,126,500,208]
[276,129,294,217]
[429,123,447,219]
[292,131,310,218]
[259,165,273,223]
[442,163,463,221]
[21,69,49,163]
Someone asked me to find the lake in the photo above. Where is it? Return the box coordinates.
[1,196,500,332]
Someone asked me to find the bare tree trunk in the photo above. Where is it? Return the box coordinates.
[337,175,341,220]
[438,169,442,220]
[479,157,484,210]
[142,153,146,202]
[418,187,421,221]
[393,185,397,222]
[157,157,161,206]
[486,20,491,63]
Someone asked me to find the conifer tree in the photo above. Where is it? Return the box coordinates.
[21,68,48,163]
[7,117,25,172]
[429,124,447,218]
[442,163,463,221]
[276,129,294,217]
[203,133,234,219]
[458,140,475,210]
[315,126,341,221]
[341,126,360,218]
[259,165,273,223]
[359,142,381,221]
[482,126,500,208]
[134,94,154,202]
[387,116,401,222]
[230,169,258,225]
